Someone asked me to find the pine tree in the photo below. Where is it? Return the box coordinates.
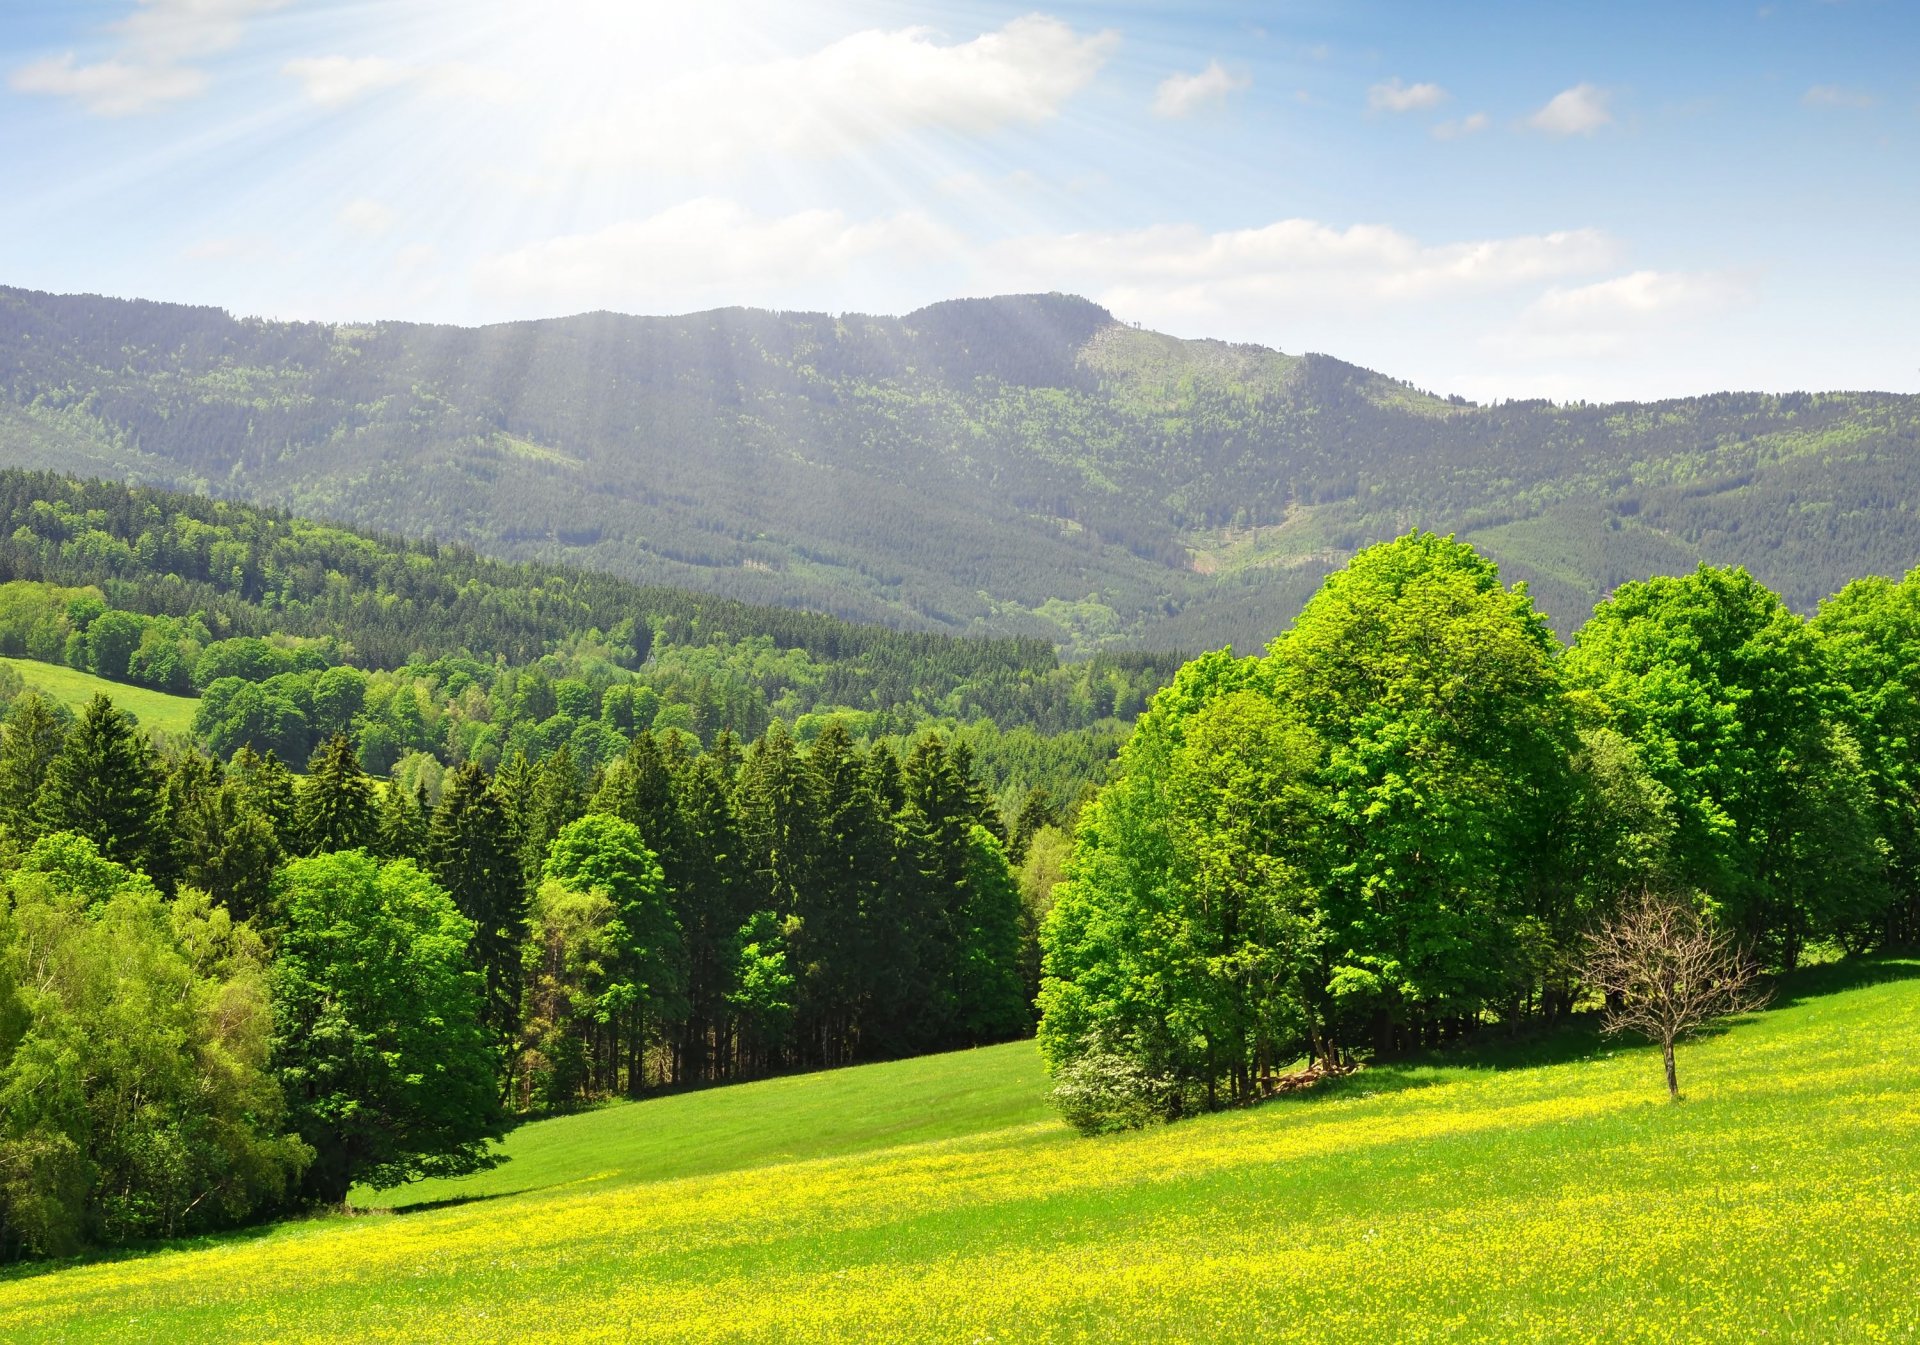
[429,762,527,1049]
[39,693,159,871]
[799,722,881,1066]
[515,747,587,888]
[669,748,747,1082]
[229,745,297,842]
[896,734,976,1049]
[294,733,379,855]
[0,691,69,851]
[1009,785,1058,866]
[181,777,284,922]
[376,779,430,862]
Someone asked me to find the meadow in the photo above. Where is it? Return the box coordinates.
[1,959,1915,1342]
[0,656,199,739]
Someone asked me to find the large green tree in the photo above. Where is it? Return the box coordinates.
[1268,532,1576,1049]
[294,733,378,856]
[269,852,502,1205]
[0,843,306,1257]
[541,814,683,1093]
[1565,564,1884,965]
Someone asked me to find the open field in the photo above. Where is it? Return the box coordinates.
[0,657,199,739]
[3,961,1917,1342]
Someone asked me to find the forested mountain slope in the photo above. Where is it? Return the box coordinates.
[4,285,1917,648]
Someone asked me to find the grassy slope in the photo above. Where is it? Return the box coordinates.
[5,963,1919,1342]
[0,657,198,738]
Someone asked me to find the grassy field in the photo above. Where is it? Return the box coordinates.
[0,657,199,739]
[4,961,1919,1342]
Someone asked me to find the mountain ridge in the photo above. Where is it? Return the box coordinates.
[3,282,1916,651]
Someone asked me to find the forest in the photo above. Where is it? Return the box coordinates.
[0,687,1064,1255]
[5,286,1920,651]
[6,503,1920,1260]
[1039,533,1920,1129]
[0,470,1173,807]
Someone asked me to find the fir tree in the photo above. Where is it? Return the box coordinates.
[429,762,528,1048]
[295,733,378,855]
[0,691,69,851]
[39,694,159,870]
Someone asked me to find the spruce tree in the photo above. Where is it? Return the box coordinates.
[295,733,378,855]
[669,749,747,1081]
[229,745,298,842]
[0,691,69,851]
[429,762,527,1048]
[376,779,430,862]
[799,722,881,1065]
[181,778,284,922]
[39,693,159,871]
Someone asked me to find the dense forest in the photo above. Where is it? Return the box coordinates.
[0,683,1070,1255]
[1040,534,1920,1130]
[0,470,1174,809]
[4,286,1919,650]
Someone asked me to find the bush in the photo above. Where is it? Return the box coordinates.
[1049,1046,1173,1137]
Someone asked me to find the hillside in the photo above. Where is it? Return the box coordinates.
[5,962,1915,1342]
[0,656,198,739]
[4,286,1919,650]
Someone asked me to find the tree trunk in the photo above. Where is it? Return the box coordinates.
[1663,1039,1679,1100]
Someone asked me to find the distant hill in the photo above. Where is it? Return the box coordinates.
[4,284,1917,649]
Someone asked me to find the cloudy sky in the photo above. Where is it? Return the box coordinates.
[3,0,1914,401]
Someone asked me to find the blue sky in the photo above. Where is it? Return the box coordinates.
[2,0,1914,401]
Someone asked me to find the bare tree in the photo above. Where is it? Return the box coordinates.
[1584,889,1768,1099]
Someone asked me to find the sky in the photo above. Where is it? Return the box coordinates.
[1,0,1915,403]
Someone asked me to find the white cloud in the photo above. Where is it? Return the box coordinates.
[473,199,956,312]
[551,16,1117,171]
[283,56,527,108]
[1524,269,1750,328]
[984,219,1621,334]
[113,0,288,64]
[1432,111,1490,140]
[1152,60,1250,118]
[9,53,205,115]
[339,198,396,237]
[1489,269,1754,359]
[10,0,285,115]
[1367,77,1448,113]
[283,56,410,106]
[1529,83,1613,136]
[1802,84,1877,109]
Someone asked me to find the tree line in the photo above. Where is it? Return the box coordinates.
[0,695,1053,1259]
[1040,533,1920,1131]
[0,470,1179,733]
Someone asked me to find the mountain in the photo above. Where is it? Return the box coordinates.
[3,284,1918,650]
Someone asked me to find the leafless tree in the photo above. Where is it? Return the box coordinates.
[1584,889,1768,1099]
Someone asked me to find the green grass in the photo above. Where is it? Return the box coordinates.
[5,961,1920,1342]
[0,657,199,739]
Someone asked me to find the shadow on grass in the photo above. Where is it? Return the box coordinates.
[1264,954,1920,1113]
[0,1218,290,1285]
[1762,954,1920,1010]
[378,1190,525,1216]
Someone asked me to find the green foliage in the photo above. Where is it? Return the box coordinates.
[38,694,159,872]
[269,852,503,1203]
[1040,534,1906,1126]
[0,852,305,1258]
[1564,564,1883,964]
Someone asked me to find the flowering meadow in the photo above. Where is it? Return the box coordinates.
[4,961,1917,1342]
